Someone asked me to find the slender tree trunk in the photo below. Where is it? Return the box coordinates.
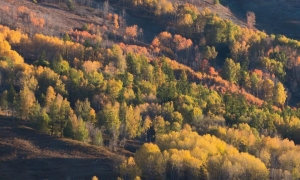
[51,119,54,135]
[61,120,63,137]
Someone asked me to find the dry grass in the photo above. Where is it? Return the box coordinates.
[0,0,106,37]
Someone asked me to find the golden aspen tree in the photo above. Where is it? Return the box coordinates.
[273,82,287,107]
[135,143,165,179]
[120,157,142,180]
[107,78,123,100]
[18,86,36,120]
[45,86,56,108]
[153,116,166,134]
[81,60,101,73]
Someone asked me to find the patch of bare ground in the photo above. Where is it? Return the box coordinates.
[0,117,122,180]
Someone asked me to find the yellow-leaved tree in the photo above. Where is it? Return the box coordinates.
[134,143,166,180]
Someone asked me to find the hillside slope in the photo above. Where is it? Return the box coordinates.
[0,0,105,37]
[0,117,118,180]
[222,0,300,40]
[0,0,248,42]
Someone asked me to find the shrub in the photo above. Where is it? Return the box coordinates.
[66,0,75,11]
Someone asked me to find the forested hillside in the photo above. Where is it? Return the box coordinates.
[1,0,300,179]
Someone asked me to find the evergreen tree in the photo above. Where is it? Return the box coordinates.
[36,109,50,133]
[64,119,74,138]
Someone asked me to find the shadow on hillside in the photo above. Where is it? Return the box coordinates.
[0,117,117,180]
[0,119,77,152]
[220,0,246,23]
[39,3,62,10]
[0,120,108,158]
[0,157,115,180]
[221,0,300,40]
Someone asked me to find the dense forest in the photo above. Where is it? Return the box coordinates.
[1,0,300,179]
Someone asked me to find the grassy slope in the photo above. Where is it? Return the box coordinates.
[0,116,121,180]
[2,0,298,44]
[0,0,105,37]
[184,0,247,27]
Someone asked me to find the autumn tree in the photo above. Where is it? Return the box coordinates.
[45,86,56,108]
[52,56,70,76]
[125,105,141,139]
[246,11,256,29]
[86,121,103,146]
[73,116,89,142]
[134,143,166,179]
[111,45,127,74]
[7,85,17,117]
[222,58,241,83]
[126,53,141,76]
[273,82,287,107]
[74,98,96,123]
[177,70,189,95]
[107,78,123,101]
[153,116,168,134]
[35,109,50,133]
[261,79,274,101]
[0,90,8,112]
[18,86,36,120]
[120,157,142,180]
[48,94,60,135]
[157,82,177,103]
[203,46,218,61]
[125,25,138,42]
[113,14,119,29]
[101,103,121,150]
[142,116,152,141]
[152,61,166,86]
[46,91,71,137]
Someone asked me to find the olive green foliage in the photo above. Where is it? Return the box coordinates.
[66,0,75,11]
